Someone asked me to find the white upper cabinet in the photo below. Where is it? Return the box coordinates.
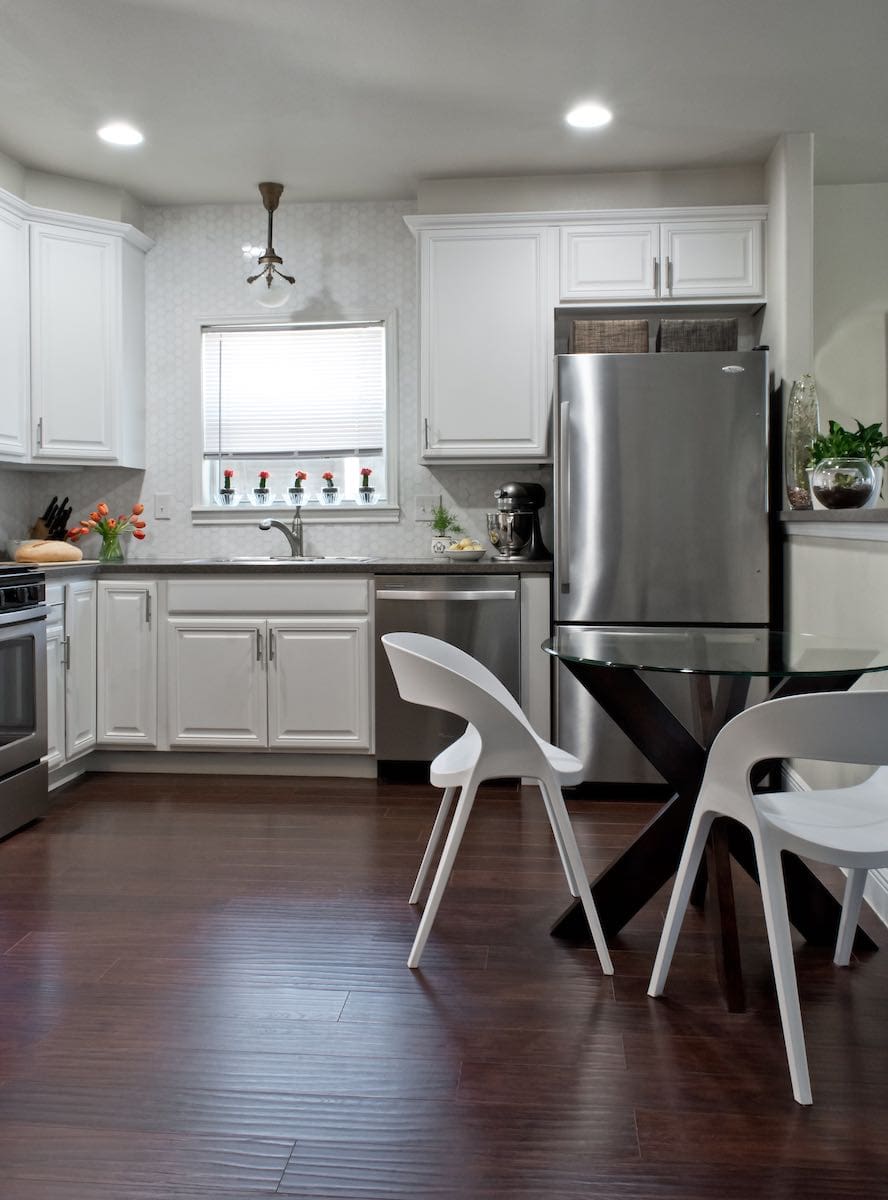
[410,221,556,461]
[0,206,29,459]
[0,187,151,468]
[660,219,763,299]
[560,223,660,301]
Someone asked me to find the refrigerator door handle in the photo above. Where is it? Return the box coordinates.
[558,400,570,591]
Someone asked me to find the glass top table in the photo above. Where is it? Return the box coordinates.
[544,625,888,1011]
[544,625,888,678]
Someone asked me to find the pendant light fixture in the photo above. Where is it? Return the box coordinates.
[246,182,295,308]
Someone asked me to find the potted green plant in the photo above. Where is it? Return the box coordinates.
[807,420,888,509]
[429,502,462,555]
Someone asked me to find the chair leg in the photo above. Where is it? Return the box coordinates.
[408,779,479,969]
[756,838,812,1105]
[834,868,868,967]
[541,780,614,976]
[538,783,578,896]
[648,807,716,997]
[409,787,457,905]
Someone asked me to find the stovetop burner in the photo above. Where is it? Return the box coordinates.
[0,564,45,613]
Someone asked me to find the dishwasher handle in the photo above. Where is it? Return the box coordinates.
[376,588,518,602]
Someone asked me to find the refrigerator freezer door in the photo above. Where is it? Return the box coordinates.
[554,352,768,625]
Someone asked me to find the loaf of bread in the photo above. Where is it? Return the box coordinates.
[15,540,83,563]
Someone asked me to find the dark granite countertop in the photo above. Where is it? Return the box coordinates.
[780,509,888,522]
[24,556,553,580]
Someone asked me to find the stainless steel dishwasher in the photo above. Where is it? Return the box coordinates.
[374,574,521,761]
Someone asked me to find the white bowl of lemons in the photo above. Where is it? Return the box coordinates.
[445,537,486,561]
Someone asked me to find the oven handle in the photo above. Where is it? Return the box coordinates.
[0,605,48,629]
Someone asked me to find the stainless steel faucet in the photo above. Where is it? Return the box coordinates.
[259,511,304,557]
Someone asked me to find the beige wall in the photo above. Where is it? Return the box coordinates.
[417,164,764,214]
[0,148,145,230]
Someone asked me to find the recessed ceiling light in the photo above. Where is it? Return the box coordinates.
[565,103,613,130]
[97,122,144,147]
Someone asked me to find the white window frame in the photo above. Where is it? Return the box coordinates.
[191,310,400,524]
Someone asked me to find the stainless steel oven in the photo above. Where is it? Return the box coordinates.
[0,566,49,837]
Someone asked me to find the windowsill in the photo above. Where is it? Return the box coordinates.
[192,502,401,525]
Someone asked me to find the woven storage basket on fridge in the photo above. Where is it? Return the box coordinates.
[655,318,738,352]
[568,319,649,353]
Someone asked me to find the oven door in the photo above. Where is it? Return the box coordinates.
[0,608,48,780]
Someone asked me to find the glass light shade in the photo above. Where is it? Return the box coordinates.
[253,273,293,308]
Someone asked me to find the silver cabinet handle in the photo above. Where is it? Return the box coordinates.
[653,257,659,294]
[376,589,517,602]
[256,630,263,661]
[423,417,430,450]
[36,417,43,448]
[145,592,152,625]
[269,629,276,661]
[558,401,571,593]
[63,635,71,670]
[666,256,673,293]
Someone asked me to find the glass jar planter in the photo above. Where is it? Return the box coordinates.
[356,487,377,505]
[319,488,341,505]
[810,457,876,509]
[287,488,308,506]
[252,488,274,506]
[217,489,242,506]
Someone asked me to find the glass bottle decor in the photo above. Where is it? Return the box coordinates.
[784,374,820,509]
[98,529,125,563]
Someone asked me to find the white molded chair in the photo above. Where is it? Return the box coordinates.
[648,690,888,1105]
[381,632,613,975]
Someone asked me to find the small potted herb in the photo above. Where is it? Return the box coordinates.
[289,469,308,506]
[219,468,238,506]
[807,420,887,509]
[253,469,273,505]
[429,501,462,555]
[320,470,340,505]
[357,466,376,505]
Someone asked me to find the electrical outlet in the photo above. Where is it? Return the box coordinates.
[414,493,440,522]
[154,493,172,520]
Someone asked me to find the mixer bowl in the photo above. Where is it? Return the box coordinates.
[486,511,531,557]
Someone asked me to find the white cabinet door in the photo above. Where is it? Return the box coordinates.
[419,225,554,460]
[97,581,157,747]
[64,580,97,759]
[45,617,66,772]
[560,223,660,301]
[167,619,267,748]
[268,619,371,751]
[660,219,763,299]
[0,206,29,461]
[30,223,119,461]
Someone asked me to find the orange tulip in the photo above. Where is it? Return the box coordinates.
[89,511,99,522]
[80,521,91,530]
[67,528,81,540]
[106,518,117,529]
[134,519,147,529]
[132,530,146,540]
[132,502,144,515]
[97,502,109,516]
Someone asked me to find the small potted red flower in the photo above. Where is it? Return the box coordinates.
[289,469,308,507]
[218,467,239,506]
[253,469,273,506]
[357,466,377,505]
[320,470,340,505]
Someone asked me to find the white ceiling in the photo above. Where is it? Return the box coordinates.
[1,0,888,206]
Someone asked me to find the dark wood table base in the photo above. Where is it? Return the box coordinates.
[551,660,876,1010]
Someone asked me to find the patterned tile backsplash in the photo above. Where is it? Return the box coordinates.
[0,197,552,560]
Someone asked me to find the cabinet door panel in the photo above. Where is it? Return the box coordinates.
[0,207,29,461]
[268,620,370,750]
[661,219,763,298]
[30,223,119,460]
[97,582,157,746]
[45,620,65,772]
[167,620,266,748]
[64,580,97,759]
[560,223,659,300]
[420,226,553,459]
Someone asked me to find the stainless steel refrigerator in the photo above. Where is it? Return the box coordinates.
[553,350,769,784]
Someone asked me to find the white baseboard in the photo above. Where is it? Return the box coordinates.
[84,750,378,778]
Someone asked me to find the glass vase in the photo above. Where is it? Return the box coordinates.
[288,488,308,506]
[319,488,341,505]
[784,374,820,509]
[99,530,124,563]
[810,457,876,509]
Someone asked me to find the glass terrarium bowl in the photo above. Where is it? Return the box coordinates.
[251,489,275,506]
[319,488,341,506]
[216,490,243,506]
[288,488,309,506]
[810,457,876,509]
[356,488,378,505]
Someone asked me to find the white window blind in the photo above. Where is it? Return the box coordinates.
[202,322,386,459]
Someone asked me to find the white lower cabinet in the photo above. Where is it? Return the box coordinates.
[167,619,267,748]
[268,620,370,749]
[97,581,157,746]
[45,579,97,775]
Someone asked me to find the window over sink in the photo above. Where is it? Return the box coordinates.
[197,317,396,511]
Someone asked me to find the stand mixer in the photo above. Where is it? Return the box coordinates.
[486,482,551,560]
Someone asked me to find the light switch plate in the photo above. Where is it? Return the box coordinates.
[414,493,440,522]
[154,493,172,520]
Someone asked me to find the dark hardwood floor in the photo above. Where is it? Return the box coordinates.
[0,772,885,1199]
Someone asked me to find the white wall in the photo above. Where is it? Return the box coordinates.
[24,170,145,230]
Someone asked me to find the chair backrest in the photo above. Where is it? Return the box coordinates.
[703,689,888,816]
[381,632,547,774]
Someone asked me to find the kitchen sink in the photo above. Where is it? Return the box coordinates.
[182,555,378,564]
